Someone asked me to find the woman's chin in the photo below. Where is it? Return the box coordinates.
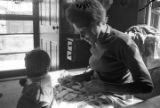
[84,39,91,44]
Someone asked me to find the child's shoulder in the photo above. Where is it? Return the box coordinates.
[24,83,41,93]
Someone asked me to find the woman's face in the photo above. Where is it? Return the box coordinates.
[73,23,99,45]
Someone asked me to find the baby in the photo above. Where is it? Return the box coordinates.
[17,48,54,108]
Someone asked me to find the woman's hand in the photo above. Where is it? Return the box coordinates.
[83,79,107,94]
[58,75,73,85]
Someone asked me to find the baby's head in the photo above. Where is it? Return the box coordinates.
[25,48,51,78]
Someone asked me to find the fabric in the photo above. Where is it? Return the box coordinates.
[16,74,54,108]
[125,24,160,69]
[123,95,160,108]
[47,69,143,108]
[54,76,134,108]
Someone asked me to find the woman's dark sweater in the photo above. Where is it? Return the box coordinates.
[88,28,154,94]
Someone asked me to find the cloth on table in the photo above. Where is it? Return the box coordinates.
[49,70,139,108]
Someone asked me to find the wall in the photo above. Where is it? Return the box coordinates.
[108,0,139,32]
[39,0,59,70]
[59,0,91,69]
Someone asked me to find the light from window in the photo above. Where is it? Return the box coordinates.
[0,1,32,15]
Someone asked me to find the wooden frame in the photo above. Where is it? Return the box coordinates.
[51,0,56,25]
[39,0,43,25]
[45,0,50,25]
[41,1,45,25]
[49,0,51,25]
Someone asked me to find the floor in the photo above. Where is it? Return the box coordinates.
[0,69,85,108]
[0,78,23,108]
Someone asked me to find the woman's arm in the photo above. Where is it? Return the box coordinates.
[85,37,154,95]
[117,38,154,94]
[72,69,94,82]
[83,76,153,95]
[101,81,153,95]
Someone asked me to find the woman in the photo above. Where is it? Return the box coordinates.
[65,0,154,107]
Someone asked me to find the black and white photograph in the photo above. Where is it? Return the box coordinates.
[0,0,160,108]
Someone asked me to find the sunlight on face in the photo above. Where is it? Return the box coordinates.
[72,24,98,45]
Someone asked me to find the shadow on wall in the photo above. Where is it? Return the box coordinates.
[108,0,138,32]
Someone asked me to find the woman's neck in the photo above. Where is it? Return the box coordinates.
[97,24,111,40]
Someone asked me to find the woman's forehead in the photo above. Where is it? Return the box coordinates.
[73,24,88,31]
[72,24,80,32]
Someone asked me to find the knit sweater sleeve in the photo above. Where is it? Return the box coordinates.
[119,37,153,94]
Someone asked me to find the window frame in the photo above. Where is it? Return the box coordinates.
[147,1,160,30]
[0,0,39,79]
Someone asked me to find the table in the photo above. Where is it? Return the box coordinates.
[48,69,115,108]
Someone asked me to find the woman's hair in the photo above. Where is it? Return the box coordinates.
[66,0,106,28]
[25,48,51,78]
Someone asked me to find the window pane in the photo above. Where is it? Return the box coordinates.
[0,1,32,15]
[0,20,33,71]
[0,1,33,71]
[0,53,25,71]
[0,34,33,71]
[0,34,33,52]
[150,12,160,30]
[0,20,33,34]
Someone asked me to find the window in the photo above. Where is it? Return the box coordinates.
[145,0,160,69]
[0,0,32,15]
[149,1,160,30]
[0,0,33,71]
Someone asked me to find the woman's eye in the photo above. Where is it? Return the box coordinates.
[80,33,85,38]
[80,31,85,35]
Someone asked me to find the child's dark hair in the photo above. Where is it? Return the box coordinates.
[25,48,50,78]
[66,0,106,28]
